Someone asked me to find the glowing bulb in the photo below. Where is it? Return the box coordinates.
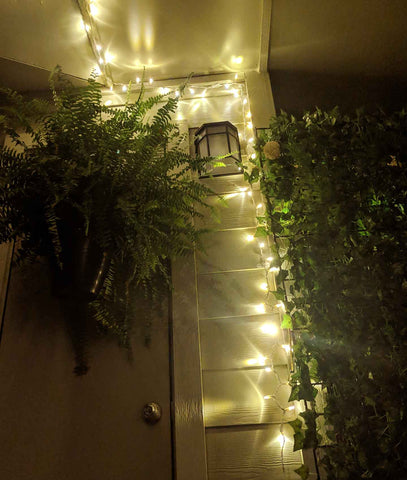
[243,98,248,105]
[96,44,102,52]
[231,55,243,64]
[276,302,285,311]
[287,405,295,411]
[247,112,252,119]
[89,3,98,16]
[265,367,272,372]
[255,303,266,314]
[225,83,230,89]
[248,137,254,143]
[189,88,195,94]
[247,191,252,197]
[251,153,256,159]
[201,89,207,97]
[247,358,257,365]
[98,57,104,65]
[149,78,153,84]
[105,52,115,64]
[247,121,253,129]
[266,256,273,261]
[122,85,127,92]
[247,234,254,242]
[109,85,113,92]
[85,23,91,32]
[260,282,268,291]
[282,344,291,354]
[175,90,180,97]
[264,395,272,400]
[136,77,141,84]
[260,324,278,335]
[105,100,112,106]
[233,90,239,98]
[258,355,266,365]
[257,203,263,209]
[269,266,279,273]
[259,242,265,248]
[234,73,238,80]
[238,167,242,171]
[279,434,286,448]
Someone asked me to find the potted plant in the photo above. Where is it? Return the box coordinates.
[0,67,213,350]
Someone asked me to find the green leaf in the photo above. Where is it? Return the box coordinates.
[294,464,310,480]
[254,226,268,237]
[281,313,293,329]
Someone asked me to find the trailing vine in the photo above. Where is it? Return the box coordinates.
[244,107,407,479]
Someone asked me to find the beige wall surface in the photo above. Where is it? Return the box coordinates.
[0,260,172,480]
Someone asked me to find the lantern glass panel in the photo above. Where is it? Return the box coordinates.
[198,137,209,157]
[209,134,229,157]
[229,135,240,158]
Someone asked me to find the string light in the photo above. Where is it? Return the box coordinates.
[104,100,112,106]
[247,121,253,129]
[255,303,266,314]
[136,77,141,84]
[286,405,295,411]
[260,323,278,335]
[89,2,98,16]
[246,234,254,242]
[259,242,265,248]
[248,137,254,143]
[96,44,102,52]
[282,344,291,354]
[251,153,256,159]
[85,23,91,32]
[260,282,268,291]
[105,52,115,64]
[269,266,280,273]
[122,85,127,92]
[243,98,248,105]
[265,367,272,372]
[264,395,272,400]
[266,256,273,261]
[189,88,195,94]
[175,90,180,97]
[257,203,263,209]
[247,112,252,118]
[149,78,154,84]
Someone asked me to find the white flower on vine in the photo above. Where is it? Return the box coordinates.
[263,141,280,160]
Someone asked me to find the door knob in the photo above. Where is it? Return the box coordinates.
[143,402,162,424]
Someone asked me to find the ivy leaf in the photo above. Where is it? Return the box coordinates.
[255,226,268,237]
[289,384,300,401]
[294,464,310,480]
[281,313,293,329]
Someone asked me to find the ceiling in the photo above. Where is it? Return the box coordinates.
[0,0,267,93]
[268,0,407,113]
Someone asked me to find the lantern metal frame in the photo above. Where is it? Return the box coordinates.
[194,121,242,178]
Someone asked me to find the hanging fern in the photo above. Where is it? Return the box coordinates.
[0,66,214,344]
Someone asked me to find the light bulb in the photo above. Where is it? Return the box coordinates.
[265,367,272,372]
[276,302,285,311]
[136,77,140,84]
[260,323,278,335]
[85,24,91,32]
[149,78,153,84]
[279,434,285,447]
[189,88,195,94]
[243,98,248,105]
[89,4,98,16]
[122,85,127,92]
[251,153,256,159]
[231,55,243,64]
[257,203,263,209]
[246,234,254,242]
[248,137,254,143]
[109,85,113,92]
[263,395,272,400]
[282,344,291,354]
[260,282,268,291]
[259,242,265,248]
[287,405,295,411]
[266,256,273,261]
[269,266,279,273]
[105,52,115,64]
[105,100,112,106]
[175,90,180,97]
[247,112,252,119]
[96,44,102,51]
[225,83,230,89]
[98,57,104,65]
[255,303,266,314]
[247,121,253,129]
[234,73,238,80]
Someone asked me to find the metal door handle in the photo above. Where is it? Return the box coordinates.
[143,402,162,424]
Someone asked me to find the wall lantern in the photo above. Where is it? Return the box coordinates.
[195,121,241,177]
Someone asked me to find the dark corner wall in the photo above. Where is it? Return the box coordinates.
[268,0,407,116]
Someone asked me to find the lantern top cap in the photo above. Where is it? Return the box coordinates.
[195,121,238,137]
